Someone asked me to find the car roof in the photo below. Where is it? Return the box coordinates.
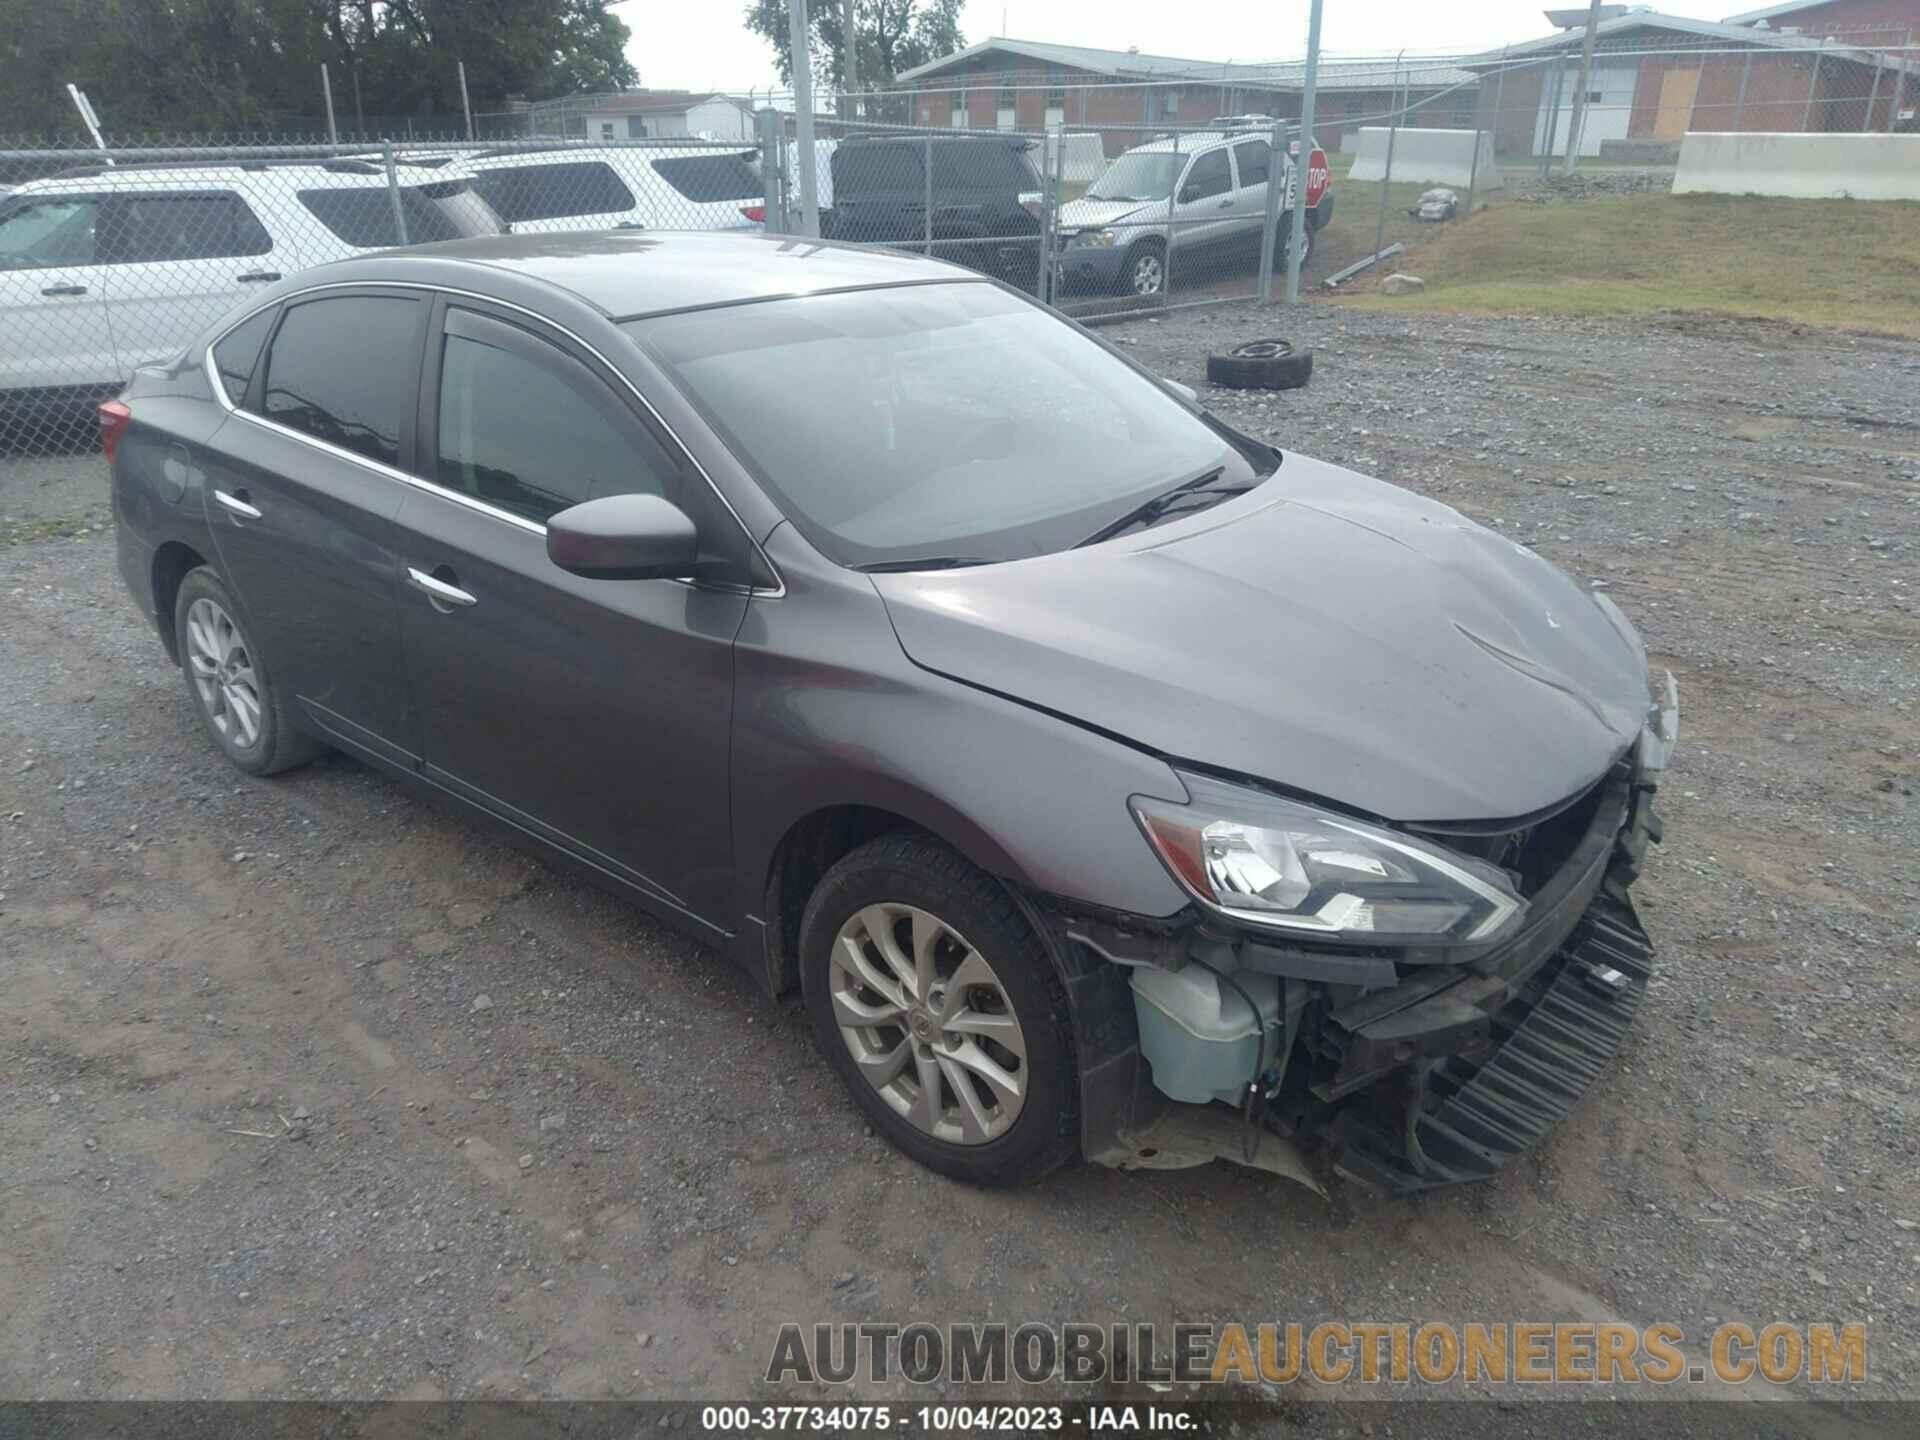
[16,164,405,194]
[321,229,973,320]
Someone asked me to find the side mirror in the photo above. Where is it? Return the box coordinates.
[547,493,698,580]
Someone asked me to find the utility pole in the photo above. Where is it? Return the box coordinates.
[458,59,475,141]
[1563,0,1604,174]
[1282,0,1325,305]
[321,62,339,146]
[788,0,821,236]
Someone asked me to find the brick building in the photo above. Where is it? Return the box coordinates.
[888,38,1478,157]
[1467,7,1917,157]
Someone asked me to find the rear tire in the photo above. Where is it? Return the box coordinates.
[799,833,1080,1186]
[173,567,320,777]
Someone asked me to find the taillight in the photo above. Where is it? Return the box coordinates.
[98,399,132,462]
[1018,190,1046,222]
[739,205,766,223]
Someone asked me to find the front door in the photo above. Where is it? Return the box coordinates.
[0,192,118,394]
[1169,146,1237,278]
[393,301,749,932]
[203,290,426,765]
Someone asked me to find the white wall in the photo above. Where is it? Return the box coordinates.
[587,103,750,143]
[1347,127,1504,189]
[1674,132,1920,200]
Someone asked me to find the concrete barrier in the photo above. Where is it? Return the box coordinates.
[1674,132,1920,201]
[1346,127,1502,190]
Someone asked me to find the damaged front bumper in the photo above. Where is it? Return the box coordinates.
[1060,714,1672,1194]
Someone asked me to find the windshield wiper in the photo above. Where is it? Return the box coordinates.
[854,555,992,574]
[1075,468,1256,548]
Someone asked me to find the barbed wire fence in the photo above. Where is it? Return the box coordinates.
[3,34,1915,459]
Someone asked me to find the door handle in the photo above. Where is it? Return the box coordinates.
[213,488,262,520]
[407,566,476,608]
[1215,199,1233,208]
[235,270,281,283]
[41,284,87,297]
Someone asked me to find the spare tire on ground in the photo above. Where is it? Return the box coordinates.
[1205,338,1314,391]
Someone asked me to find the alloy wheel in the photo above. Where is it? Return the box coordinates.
[828,903,1028,1145]
[1130,251,1165,296]
[185,596,262,749]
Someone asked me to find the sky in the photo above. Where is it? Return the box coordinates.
[612,1,1755,95]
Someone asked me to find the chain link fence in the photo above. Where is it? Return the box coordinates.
[4,33,1915,459]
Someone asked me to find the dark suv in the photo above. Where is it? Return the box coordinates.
[825,134,1045,291]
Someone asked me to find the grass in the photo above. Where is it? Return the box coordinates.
[1334,191,1920,338]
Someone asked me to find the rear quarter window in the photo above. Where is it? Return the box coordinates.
[930,144,1038,190]
[649,154,763,203]
[469,161,636,222]
[210,307,276,405]
[830,145,922,194]
[298,181,498,248]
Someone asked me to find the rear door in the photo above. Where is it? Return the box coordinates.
[391,300,751,929]
[1229,138,1274,246]
[203,290,426,764]
[0,192,117,391]
[99,190,279,372]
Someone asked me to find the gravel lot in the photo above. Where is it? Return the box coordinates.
[2,303,1916,1424]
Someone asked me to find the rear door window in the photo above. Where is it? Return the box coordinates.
[469,161,635,222]
[256,295,423,468]
[101,192,272,262]
[649,154,763,203]
[1233,140,1271,187]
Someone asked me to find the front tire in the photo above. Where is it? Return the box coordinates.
[174,567,319,777]
[799,833,1079,1185]
[1119,239,1167,298]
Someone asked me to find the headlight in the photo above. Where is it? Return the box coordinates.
[1071,228,1119,248]
[1132,772,1528,946]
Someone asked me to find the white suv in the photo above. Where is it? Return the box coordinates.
[0,160,501,404]
[454,144,768,234]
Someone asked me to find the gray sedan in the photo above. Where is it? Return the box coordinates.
[107,231,1674,1191]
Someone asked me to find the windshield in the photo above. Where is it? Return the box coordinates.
[627,283,1252,568]
[1085,152,1183,203]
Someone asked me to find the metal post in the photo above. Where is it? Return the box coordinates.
[1163,129,1180,299]
[1539,61,1565,179]
[1283,0,1324,305]
[458,60,475,141]
[923,135,933,255]
[382,141,409,245]
[1563,0,1604,174]
[788,0,821,236]
[843,0,858,118]
[352,65,366,136]
[1375,53,1405,265]
[1465,125,1482,217]
[1257,115,1287,302]
[1734,48,1753,130]
[1865,52,1885,133]
[1489,46,1509,164]
[1039,123,1059,304]
[1891,32,1914,134]
[756,106,787,233]
[321,63,339,145]
[1803,48,1822,132]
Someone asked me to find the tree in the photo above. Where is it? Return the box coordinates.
[0,0,637,136]
[745,0,964,91]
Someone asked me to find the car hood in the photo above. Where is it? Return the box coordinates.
[1057,195,1158,231]
[869,453,1652,823]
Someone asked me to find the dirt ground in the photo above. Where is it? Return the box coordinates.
[2,301,1917,1425]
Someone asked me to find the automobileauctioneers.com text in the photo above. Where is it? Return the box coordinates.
[766,1320,1867,1387]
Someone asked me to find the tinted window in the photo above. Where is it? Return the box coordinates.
[298,181,499,248]
[104,193,271,262]
[435,315,673,526]
[259,296,420,468]
[1233,140,1271,187]
[650,154,763,203]
[211,307,275,405]
[628,284,1253,568]
[930,143,1038,190]
[831,144,921,193]
[0,197,99,268]
[470,161,635,222]
[1182,149,1231,201]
